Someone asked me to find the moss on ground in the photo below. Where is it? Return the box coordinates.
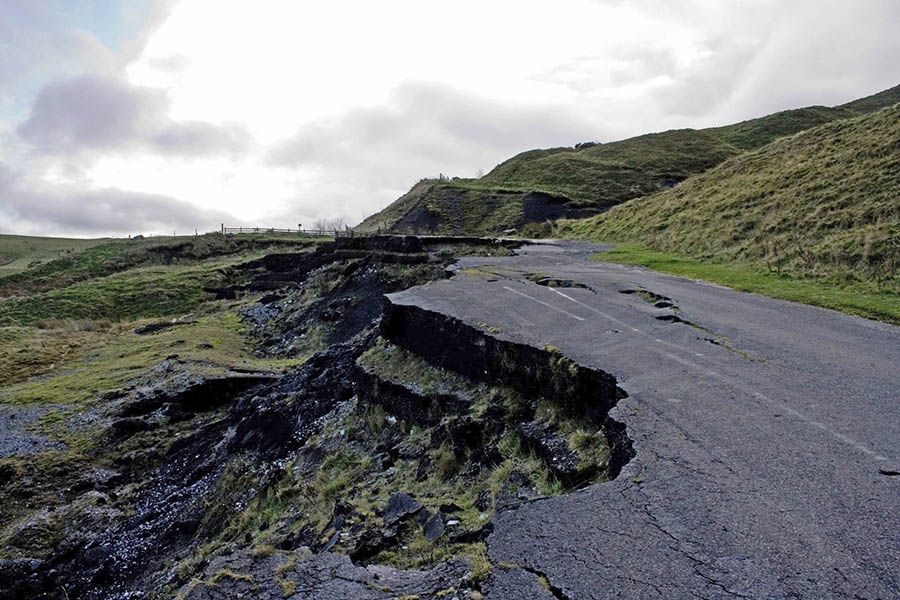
[0,310,299,408]
[357,338,473,398]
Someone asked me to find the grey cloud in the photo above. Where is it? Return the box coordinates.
[151,121,250,156]
[537,48,679,93]
[645,0,900,121]
[18,75,158,149]
[609,49,678,86]
[0,162,235,237]
[264,82,606,226]
[651,35,766,117]
[18,74,251,157]
[723,0,900,119]
[0,4,114,117]
[145,53,191,74]
[268,82,599,171]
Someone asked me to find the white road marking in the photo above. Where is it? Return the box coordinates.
[548,288,640,332]
[750,392,890,462]
[655,337,705,357]
[502,286,585,321]
[532,280,895,464]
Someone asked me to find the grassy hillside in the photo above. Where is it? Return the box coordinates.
[355,179,592,236]
[0,232,317,417]
[558,105,900,307]
[0,233,311,300]
[0,235,107,276]
[357,84,900,235]
[0,233,314,324]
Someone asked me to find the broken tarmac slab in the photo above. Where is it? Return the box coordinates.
[484,566,559,599]
[385,241,900,598]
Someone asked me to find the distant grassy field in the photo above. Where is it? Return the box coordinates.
[0,232,313,298]
[560,106,900,294]
[0,233,315,406]
[594,246,900,324]
[0,233,318,325]
[0,262,229,326]
[0,234,107,276]
[0,312,278,406]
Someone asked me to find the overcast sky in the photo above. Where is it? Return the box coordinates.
[1,0,898,237]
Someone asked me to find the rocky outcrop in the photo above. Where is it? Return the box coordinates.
[105,359,279,427]
[352,361,471,426]
[518,421,586,485]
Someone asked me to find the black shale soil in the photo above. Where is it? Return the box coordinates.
[0,236,633,600]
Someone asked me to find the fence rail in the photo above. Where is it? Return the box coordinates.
[220,224,354,237]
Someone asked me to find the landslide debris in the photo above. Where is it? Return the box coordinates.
[0,236,633,600]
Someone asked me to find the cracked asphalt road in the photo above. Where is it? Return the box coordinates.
[388,241,900,599]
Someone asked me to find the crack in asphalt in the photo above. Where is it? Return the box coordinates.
[518,565,573,600]
[618,465,753,600]
[529,273,599,294]
[413,246,899,597]
[636,497,752,599]
[550,279,894,466]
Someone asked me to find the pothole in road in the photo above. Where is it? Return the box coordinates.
[619,288,676,309]
[528,274,596,292]
[620,288,766,361]
[655,314,690,325]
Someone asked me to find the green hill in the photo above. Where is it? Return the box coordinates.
[357,84,900,235]
[558,105,900,292]
[0,234,107,276]
[0,233,314,324]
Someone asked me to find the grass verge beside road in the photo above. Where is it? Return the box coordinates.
[593,246,900,325]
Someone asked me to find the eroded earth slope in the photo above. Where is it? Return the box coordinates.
[2,236,897,599]
[1,237,633,599]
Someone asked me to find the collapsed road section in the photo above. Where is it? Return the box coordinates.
[1,236,635,600]
[5,235,896,599]
[390,240,900,599]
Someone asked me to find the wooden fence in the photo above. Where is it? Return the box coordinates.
[220,224,355,237]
